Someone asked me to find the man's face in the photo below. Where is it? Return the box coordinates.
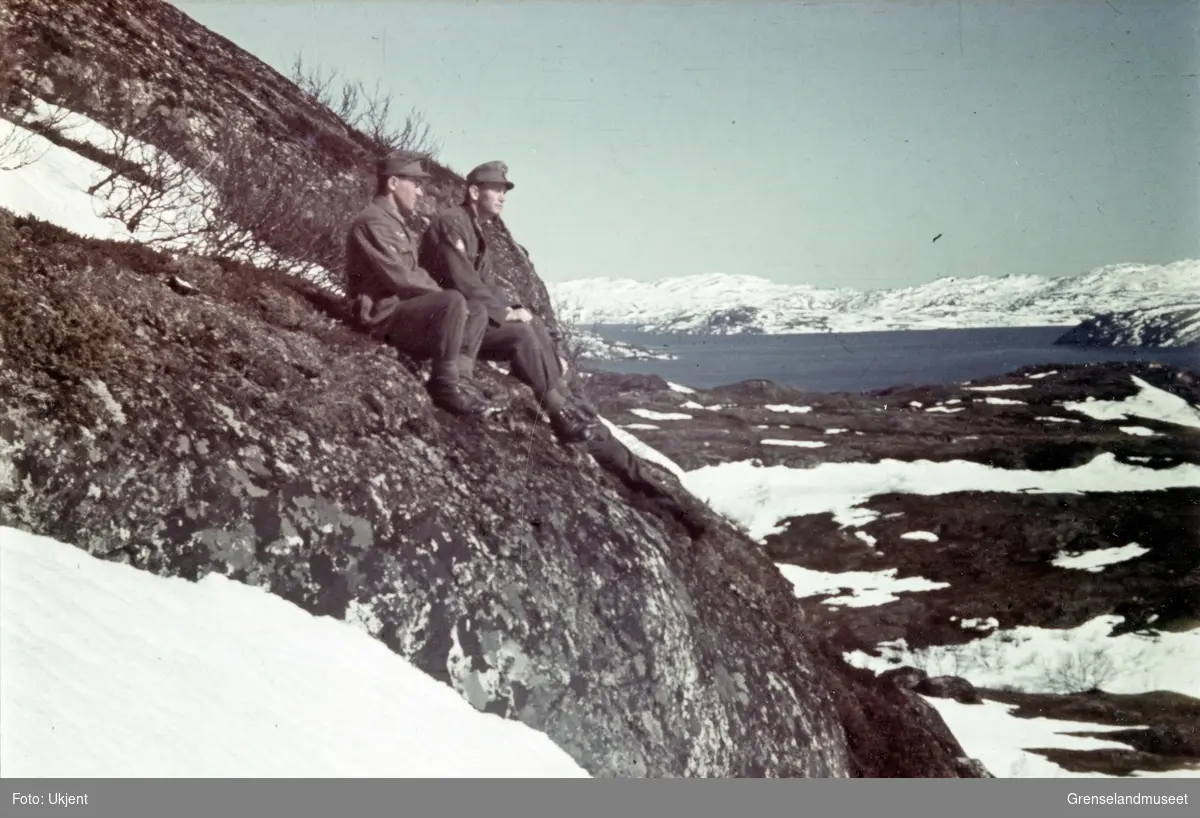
[389,176,423,215]
[472,183,508,219]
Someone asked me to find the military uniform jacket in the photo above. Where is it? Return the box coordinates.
[344,196,443,330]
[418,204,519,327]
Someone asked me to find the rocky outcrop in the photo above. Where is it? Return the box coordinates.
[1055,307,1200,349]
[0,209,985,777]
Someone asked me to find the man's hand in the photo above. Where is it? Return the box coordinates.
[505,307,533,323]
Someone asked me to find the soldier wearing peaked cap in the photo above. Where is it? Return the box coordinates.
[342,151,496,416]
[418,160,596,443]
[466,160,515,190]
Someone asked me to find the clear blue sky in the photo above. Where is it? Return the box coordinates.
[172,0,1198,290]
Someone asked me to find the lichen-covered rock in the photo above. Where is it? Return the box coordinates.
[0,211,986,776]
[879,666,927,691]
[915,676,983,705]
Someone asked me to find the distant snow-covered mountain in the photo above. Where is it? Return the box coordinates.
[547,261,1199,335]
[1056,307,1200,349]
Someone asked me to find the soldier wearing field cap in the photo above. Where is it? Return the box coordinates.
[343,151,494,416]
[418,160,596,443]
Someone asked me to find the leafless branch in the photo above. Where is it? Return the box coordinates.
[287,51,440,157]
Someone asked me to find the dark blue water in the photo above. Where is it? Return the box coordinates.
[590,325,1200,393]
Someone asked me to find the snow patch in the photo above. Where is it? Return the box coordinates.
[776,564,949,608]
[924,698,1154,779]
[1118,426,1161,437]
[1051,542,1150,573]
[1062,376,1200,429]
[854,531,878,547]
[681,453,1200,542]
[760,439,827,448]
[599,418,685,478]
[629,408,692,421]
[900,531,939,542]
[763,404,812,414]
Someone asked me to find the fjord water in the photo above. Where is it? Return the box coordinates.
[592,326,1200,393]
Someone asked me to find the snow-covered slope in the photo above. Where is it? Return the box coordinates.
[0,526,590,777]
[1056,307,1200,349]
[547,262,1199,335]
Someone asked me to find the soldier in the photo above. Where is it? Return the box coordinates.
[343,151,495,416]
[418,160,596,443]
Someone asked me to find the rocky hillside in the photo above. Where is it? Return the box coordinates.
[1056,308,1200,350]
[547,261,1200,335]
[0,0,564,330]
[0,0,987,777]
[0,207,986,778]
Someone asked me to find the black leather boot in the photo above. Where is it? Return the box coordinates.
[427,362,493,415]
[549,402,597,443]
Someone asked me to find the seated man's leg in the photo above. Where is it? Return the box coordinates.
[379,290,492,415]
[478,320,595,441]
[454,301,510,406]
[478,321,567,407]
[458,300,488,380]
[526,316,563,375]
[526,315,597,417]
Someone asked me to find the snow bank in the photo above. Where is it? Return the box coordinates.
[1063,376,1200,429]
[924,698,1167,779]
[776,565,948,608]
[681,453,1200,542]
[598,418,685,478]
[0,526,589,777]
[630,408,692,421]
[1051,542,1150,573]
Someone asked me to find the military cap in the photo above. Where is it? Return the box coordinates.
[466,160,514,190]
[376,151,432,180]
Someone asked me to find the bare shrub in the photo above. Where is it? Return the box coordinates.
[4,37,444,294]
[902,636,1125,696]
[70,77,367,291]
[288,54,439,158]
[1037,644,1119,695]
[549,294,597,376]
[0,36,68,170]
